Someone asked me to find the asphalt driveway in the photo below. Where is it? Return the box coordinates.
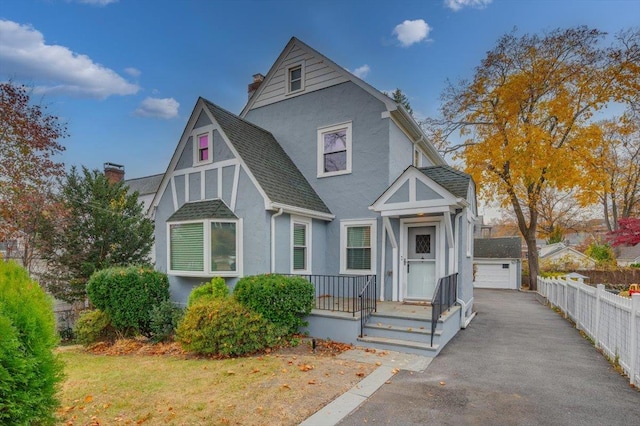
[340,289,639,425]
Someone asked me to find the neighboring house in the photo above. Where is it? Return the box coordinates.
[124,173,163,264]
[473,237,522,290]
[615,243,640,266]
[125,173,164,215]
[539,242,596,270]
[148,37,477,355]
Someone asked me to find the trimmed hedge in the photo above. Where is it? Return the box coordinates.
[86,266,170,336]
[0,261,63,425]
[187,277,229,307]
[233,274,315,335]
[149,300,184,343]
[176,298,280,357]
[73,309,117,345]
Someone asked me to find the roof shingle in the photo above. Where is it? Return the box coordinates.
[168,199,237,222]
[202,99,331,215]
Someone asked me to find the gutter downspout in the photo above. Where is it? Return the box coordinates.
[453,210,475,328]
[270,208,284,273]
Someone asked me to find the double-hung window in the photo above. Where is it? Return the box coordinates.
[167,200,242,277]
[291,217,311,274]
[317,122,352,177]
[287,63,304,94]
[340,219,376,275]
[193,127,213,166]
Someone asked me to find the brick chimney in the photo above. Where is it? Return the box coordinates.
[248,73,265,99]
[104,162,125,183]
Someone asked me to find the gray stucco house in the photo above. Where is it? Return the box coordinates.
[148,37,477,355]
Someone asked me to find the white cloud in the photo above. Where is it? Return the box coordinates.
[444,0,493,12]
[352,64,370,79]
[124,67,141,77]
[74,0,119,6]
[393,19,432,47]
[134,97,179,119]
[0,19,139,98]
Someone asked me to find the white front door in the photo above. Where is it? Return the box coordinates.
[405,225,437,300]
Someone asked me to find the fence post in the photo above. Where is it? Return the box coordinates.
[594,284,605,350]
[630,294,639,387]
[575,278,582,331]
[560,277,567,318]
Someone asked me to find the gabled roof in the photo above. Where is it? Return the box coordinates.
[202,99,331,216]
[474,237,522,259]
[168,199,237,222]
[124,173,163,196]
[240,36,445,166]
[418,166,472,200]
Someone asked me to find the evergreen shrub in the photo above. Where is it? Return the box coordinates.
[176,298,279,357]
[233,274,315,335]
[187,277,229,307]
[73,309,116,345]
[86,266,169,336]
[149,300,184,343]
[0,261,63,425]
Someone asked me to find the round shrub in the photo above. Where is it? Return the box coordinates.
[86,266,170,337]
[187,277,229,307]
[0,261,63,425]
[74,309,117,345]
[149,300,184,343]
[233,274,315,336]
[176,298,280,357]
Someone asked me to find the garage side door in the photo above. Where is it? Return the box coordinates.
[474,262,515,289]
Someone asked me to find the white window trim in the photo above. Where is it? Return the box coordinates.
[193,125,214,166]
[467,217,473,258]
[290,216,312,274]
[413,146,423,167]
[340,218,377,275]
[286,62,305,95]
[167,218,243,277]
[317,121,353,178]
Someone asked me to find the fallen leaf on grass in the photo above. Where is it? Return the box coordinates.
[299,364,314,372]
[281,384,291,390]
[84,395,93,403]
[440,381,446,386]
[251,368,260,373]
[392,368,400,374]
[356,372,365,377]
[308,380,316,385]
[375,361,382,366]
[226,370,235,375]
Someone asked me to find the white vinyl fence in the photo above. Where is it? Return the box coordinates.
[537,276,640,387]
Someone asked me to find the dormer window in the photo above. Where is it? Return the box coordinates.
[287,63,304,94]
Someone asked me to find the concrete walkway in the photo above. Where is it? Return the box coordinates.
[337,289,639,425]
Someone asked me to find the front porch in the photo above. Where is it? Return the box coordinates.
[299,273,461,357]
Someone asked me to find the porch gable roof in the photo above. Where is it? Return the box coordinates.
[369,165,472,216]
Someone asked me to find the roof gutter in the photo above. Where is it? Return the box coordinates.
[270,203,335,221]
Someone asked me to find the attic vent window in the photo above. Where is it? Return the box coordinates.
[287,63,304,94]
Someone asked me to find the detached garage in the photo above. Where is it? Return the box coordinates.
[473,237,522,290]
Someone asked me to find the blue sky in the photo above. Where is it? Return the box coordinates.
[1,0,639,180]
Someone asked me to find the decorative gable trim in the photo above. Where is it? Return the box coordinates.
[150,99,270,216]
[371,166,465,216]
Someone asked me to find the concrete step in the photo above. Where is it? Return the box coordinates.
[357,335,439,356]
[368,312,435,329]
[363,322,441,340]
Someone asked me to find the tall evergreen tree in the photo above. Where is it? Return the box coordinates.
[38,166,154,302]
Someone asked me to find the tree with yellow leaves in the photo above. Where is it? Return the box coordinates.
[427,27,639,290]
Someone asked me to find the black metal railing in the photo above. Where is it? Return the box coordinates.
[359,275,377,337]
[430,273,458,347]
[290,274,376,316]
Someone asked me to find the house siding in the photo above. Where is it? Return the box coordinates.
[251,44,349,110]
[246,82,394,278]
[388,120,414,184]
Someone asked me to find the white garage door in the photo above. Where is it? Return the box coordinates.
[474,262,516,289]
